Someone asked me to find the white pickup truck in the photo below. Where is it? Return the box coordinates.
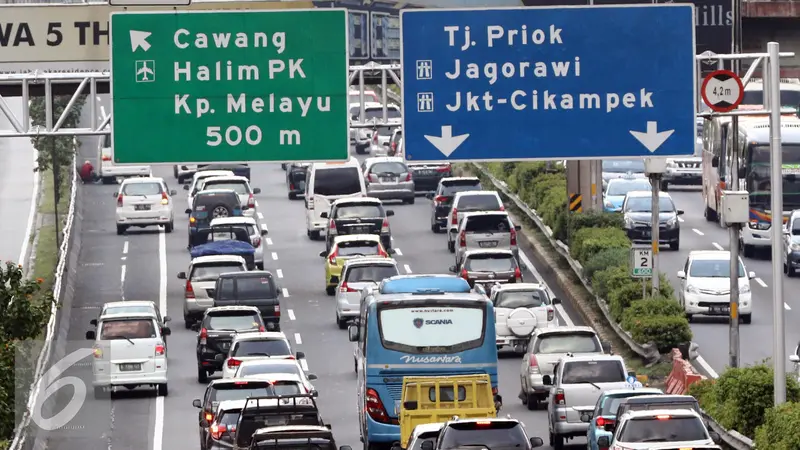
[97,133,151,184]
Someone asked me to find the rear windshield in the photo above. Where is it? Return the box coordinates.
[122,182,162,196]
[191,263,245,281]
[365,107,401,120]
[495,289,550,308]
[237,362,302,378]
[313,167,362,196]
[100,319,156,339]
[254,439,334,450]
[601,394,651,416]
[535,332,602,354]
[619,416,708,442]
[346,265,399,283]
[212,224,256,236]
[442,179,481,194]
[218,410,241,426]
[104,305,154,316]
[457,194,501,211]
[335,205,383,218]
[232,339,291,357]
[196,192,240,207]
[205,313,261,331]
[208,382,274,405]
[562,360,625,384]
[440,422,527,450]
[337,240,380,257]
[228,276,277,300]
[203,181,250,195]
[374,126,395,137]
[465,254,516,272]
[370,162,407,174]
[464,215,510,232]
[410,432,440,450]
[429,386,466,402]
[273,381,304,396]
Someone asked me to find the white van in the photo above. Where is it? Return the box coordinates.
[97,129,151,184]
[305,158,367,240]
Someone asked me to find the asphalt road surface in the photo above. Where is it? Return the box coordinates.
[0,97,36,264]
[38,144,600,449]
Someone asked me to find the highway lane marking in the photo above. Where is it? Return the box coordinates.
[122,241,129,254]
[692,228,705,236]
[282,288,290,298]
[266,238,274,246]
[404,264,412,274]
[288,309,296,320]
[294,333,302,345]
[276,269,284,278]
[272,252,279,260]
[786,302,792,311]
[120,264,126,291]
[712,242,724,251]
[258,212,265,220]
[18,147,39,265]
[518,251,575,327]
[154,227,167,450]
[678,217,684,222]
[394,248,403,256]
[300,359,309,371]
[755,277,768,288]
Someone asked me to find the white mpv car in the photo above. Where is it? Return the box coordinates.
[115,177,177,235]
[677,250,754,324]
[481,283,559,352]
[86,311,170,398]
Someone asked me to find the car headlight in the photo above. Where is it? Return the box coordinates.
[686,285,700,294]
[749,220,771,230]
[740,284,751,294]
[666,160,676,168]
[624,216,633,228]
[791,243,800,251]
[665,217,677,227]
[605,200,614,208]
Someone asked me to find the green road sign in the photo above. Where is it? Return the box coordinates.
[110,9,349,164]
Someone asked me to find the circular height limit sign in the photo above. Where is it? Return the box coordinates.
[701,70,744,112]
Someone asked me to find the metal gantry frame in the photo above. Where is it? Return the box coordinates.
[0,63,402,139]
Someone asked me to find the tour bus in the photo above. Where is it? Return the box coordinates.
[349,292,499,449]
[702,111,800,257]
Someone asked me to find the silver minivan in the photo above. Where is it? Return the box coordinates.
[455,211,521,265]
[447,191,504,252]
[177,255,248,327]
[363,157,415,204]
[335,257,399,329]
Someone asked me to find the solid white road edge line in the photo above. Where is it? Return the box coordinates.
[755,277,768,288]
[288,309,296,321]
[18,148,40,265]
[678,217,684,223]
[294,333,302,345]
[692,228,704,236]
[785,302,792,311]
[154,227,166,450]
[518,252,574,327]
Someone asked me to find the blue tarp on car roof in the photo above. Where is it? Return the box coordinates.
[190,240,255,259]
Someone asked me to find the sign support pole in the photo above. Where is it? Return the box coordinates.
[650,174,661,296]
[728,115,740,369]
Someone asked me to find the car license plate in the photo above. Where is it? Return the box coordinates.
[134,204,151,211]
[118,363,141,372]
[710,306,730,314]
[353,226,370,234]
[479,241,498,248]
[417,170,434,176]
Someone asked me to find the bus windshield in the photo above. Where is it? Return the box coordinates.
[377,304,487,354]
[746,144,800,209]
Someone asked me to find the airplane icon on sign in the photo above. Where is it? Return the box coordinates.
[135,60,155,83]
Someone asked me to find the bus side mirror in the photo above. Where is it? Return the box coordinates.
[711,156,719,168]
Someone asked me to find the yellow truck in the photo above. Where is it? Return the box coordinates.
[398,375,497,449]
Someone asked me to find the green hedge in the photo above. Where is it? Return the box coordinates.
[754,401,800,449]
[474,162,691,353]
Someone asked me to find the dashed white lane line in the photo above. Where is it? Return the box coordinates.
[692,228,705,236]
[266,238,274,246]
[257,212,264,220]
[786,303,792,311]
[678,217,685,222]
[276,269,284,279]
[122,241,129,254]
[712,242,724,251]
[272,252,279,260]
[300,359,309,371]
[120,265,126,284]
[755,277,768,288]
[404,264,412,274]
[294,333,302,345]
[282,288,290,297]
[394,248,403,256]
[288,309,296,320]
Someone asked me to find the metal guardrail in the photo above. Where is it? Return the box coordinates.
[701,411,755,450]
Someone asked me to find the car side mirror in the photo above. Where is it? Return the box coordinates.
[170,190,177,196]
[677,270,686,279]
[310,389,319,397]
[387,248,396,256]
[448,265,457,273]
[163,316,172,322]
[252,188,261,194]
[542,375,552,386]
[214,354,225,362]
[90,319,98,326]
[552,297,561,304]
[677,209,685,215]
[112,191,118,198]
[183,184,190,190]
[320,212,328,219]
[597,437,610,448]
[709,431,721,444]
[184,208,192,214]
[711,156,719,168]
[200,419,209,428]
[514,225,522,231]
[192,398,201,408]
[386,210,395,217]
[296,352,306,359]
[162,327,171,336]
[261,229,268,236]
[191,323,200,332]
[85,330,96,340]
[749,271,756,279]
[177,272,187,279]
[348,325,359,342]
[425,192,434,200]
[421,441,434,450]
[580,413,592,423]
[529,437,544,449]
[307,373,318,380]
[403,400,418,410]
[319,250,327,257]
[791,355,800,363]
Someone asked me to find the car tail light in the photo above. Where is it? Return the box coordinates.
[404,172,412,182]
[290,183,295,190]
[372,133,378,145]
[117,195,123,207]
[451,208,458,225]
[547,307,554,322]
[340,282,358,293]
[391,141,397,152]
[92,346,103,359]
[155,344,165,356]
[227,358,241,368]
[460,269,469,280]
[258,326,266,332]
[185,280,195,299]
[189,216,196,224]
[368,173,378,183]
[381,218,390,233]
[199,328,208,345]
[528,355,540,374]
[248,194,255,208]
[365,388,390,423]
[102,155,112,162]
[459,231,466,247]
[656,415,671,420]
[434,195,446,205]
[329,250,337,265]
[436,165,451,173]
[274,305,281,316]
[252,237,261,248]
[205,412,214,423]
[595,417,614,427]
[474,421,492,427]
[499,205,505,211]
[329,219,337,235]
[161,192,169,205]
[514,267,522,281]
[210,423,227,440]
[554,389,565,405]
[510,227,517,245]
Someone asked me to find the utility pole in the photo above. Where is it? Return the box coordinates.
[51,141,61,249]
[728,1,742,365]
[644,158,666,296]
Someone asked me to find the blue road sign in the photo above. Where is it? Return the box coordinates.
[400,6,696,162]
